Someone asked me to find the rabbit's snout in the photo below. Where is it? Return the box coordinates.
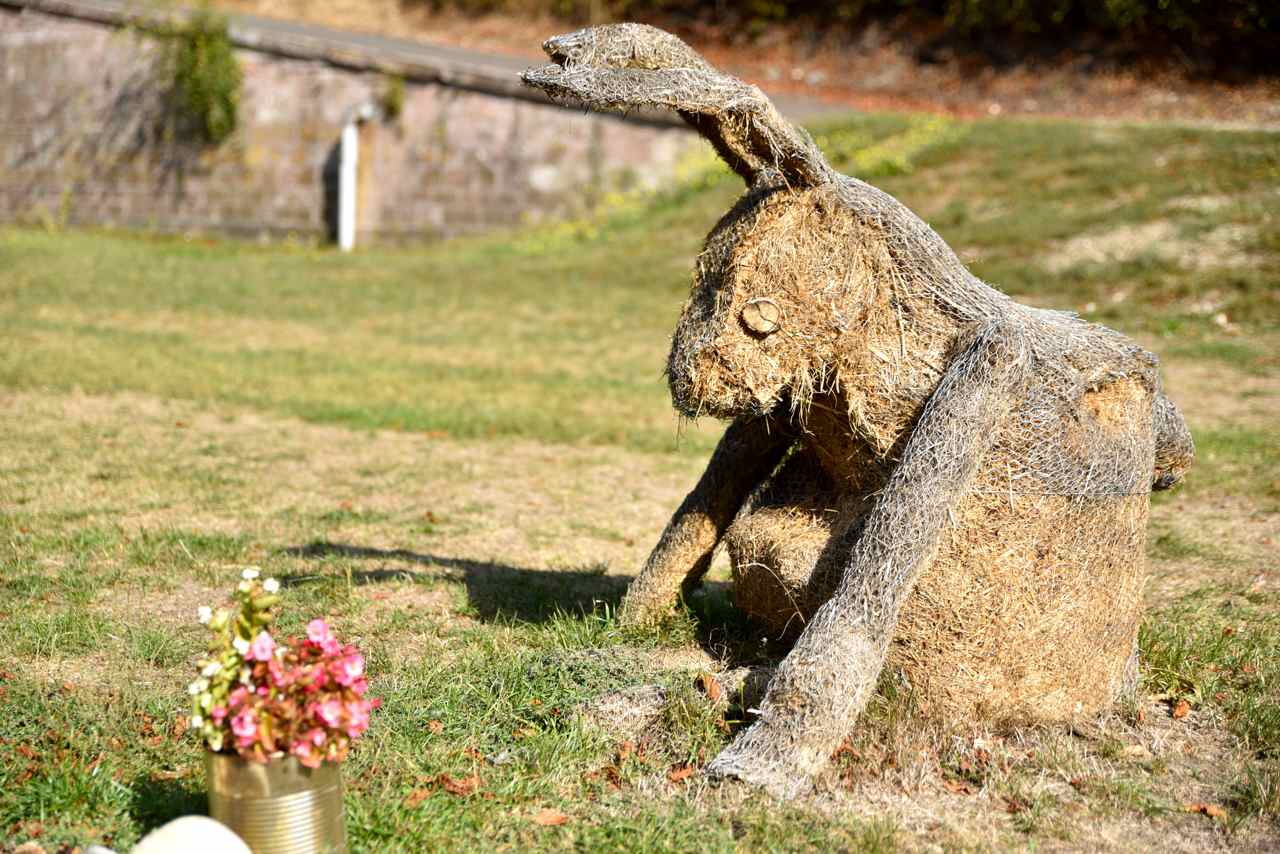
[542,32,592,67]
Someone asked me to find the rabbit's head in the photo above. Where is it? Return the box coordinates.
[667,182,871,420]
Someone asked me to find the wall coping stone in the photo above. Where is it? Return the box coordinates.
[0,0,693,126]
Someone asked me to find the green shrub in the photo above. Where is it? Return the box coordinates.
[167,8,242,145]
[380,74,406,122]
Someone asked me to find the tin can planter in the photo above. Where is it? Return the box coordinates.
[206,751,346,854]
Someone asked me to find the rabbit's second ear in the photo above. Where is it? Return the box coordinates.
[542,23,711,72]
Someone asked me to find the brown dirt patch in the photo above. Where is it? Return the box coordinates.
[1039,222,1263,274]
[1160,356,1279,432]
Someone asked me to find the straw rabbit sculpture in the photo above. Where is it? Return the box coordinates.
[523,24,1194,798]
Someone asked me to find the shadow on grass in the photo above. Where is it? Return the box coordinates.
[128,773,206,835]
[282,541,629,623]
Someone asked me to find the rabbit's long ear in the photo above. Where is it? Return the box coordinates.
[522,24,831,189]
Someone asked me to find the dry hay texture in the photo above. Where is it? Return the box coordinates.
[522,24,1196,799]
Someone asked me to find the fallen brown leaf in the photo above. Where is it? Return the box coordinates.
[667,764,695,783]
[943,779,975,795]
[1002,796,1029,814]
[1172,699,1191,719]
[830,737,858,762]
[695,672,723,705]
[1185,802,1228,820]
[603,765,623,789]
[438,774,480,796]
[427,720,444,734]
[404,788,431,807]
[616,740,634,762]
[532,807,569,826]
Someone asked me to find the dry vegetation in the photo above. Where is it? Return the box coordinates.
[0,113,1277,851]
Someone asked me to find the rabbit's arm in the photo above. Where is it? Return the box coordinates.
[706,321,1031,797]
[522,25,830,188]
[619,414,794,625]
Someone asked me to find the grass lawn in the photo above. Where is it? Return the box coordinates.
[1,113,1277,851]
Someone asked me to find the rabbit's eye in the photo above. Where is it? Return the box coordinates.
[741,298,781,336]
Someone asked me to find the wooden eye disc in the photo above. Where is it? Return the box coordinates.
[741,298,781,335]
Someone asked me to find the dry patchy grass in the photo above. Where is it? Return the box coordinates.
[1,113,1277,851]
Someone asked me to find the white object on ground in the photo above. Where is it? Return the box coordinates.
[129,816,251,854]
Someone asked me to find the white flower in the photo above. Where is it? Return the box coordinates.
[263,578,280,593]
[209,732,223,752]
[233,637,250,655]
[237,581,251,593]
[197,606,213,624]
[187,681,202,696]
[241,567,261,581]
[201,661,222,677]
[190,714,204,729]
[240,667,251,684]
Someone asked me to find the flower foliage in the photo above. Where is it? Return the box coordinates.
[189,569,378,766]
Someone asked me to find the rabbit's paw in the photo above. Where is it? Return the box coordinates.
[706,735,816,801]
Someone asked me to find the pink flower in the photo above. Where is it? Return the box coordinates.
[306,619,340,653]
[306,727,326,746]
[333,653,364,687]
[291,739,321,768]
[246,631,276,662]
[345,699,370,737]
[315,699,343,728]
[211,705,227,724]
[267,658,292,688]
[228,686,250,708]
[231,709,258,746]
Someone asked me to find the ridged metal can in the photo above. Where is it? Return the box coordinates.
[206,752,347,854]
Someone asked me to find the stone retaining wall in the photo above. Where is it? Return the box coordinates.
[0,1,693,243]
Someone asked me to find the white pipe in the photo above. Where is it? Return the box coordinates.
[338,103,375,252]
[338,119,358,252]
